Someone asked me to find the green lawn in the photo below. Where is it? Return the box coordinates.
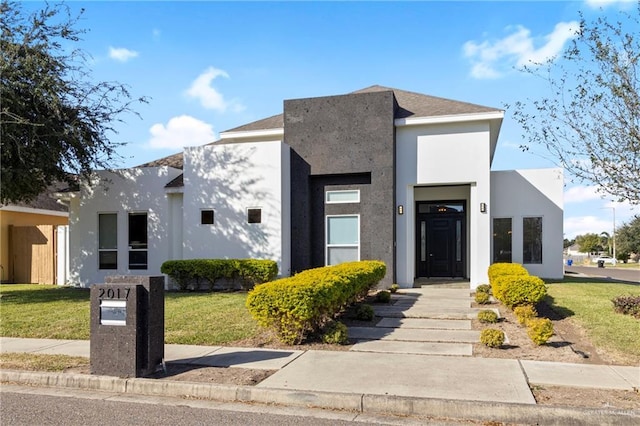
[0,284,259,345]
[545,277,640,364]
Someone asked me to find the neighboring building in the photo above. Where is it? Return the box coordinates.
[63,86,564,289]
[0,187,70,284]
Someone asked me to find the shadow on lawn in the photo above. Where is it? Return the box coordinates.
[0,285,89,305]
[540,295,575,320]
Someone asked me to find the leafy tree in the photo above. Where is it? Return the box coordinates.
[511,6,640,204]
[600,231,611,255]
[563,238,576,249]
[616,215,640,262]
[0,1,146,204]
[575,233,604,254]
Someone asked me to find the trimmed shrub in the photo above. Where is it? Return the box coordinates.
[477,310,499,323]
[246,261,386,344]
[322,321,349,345]
[355,304,375,321]
[161,259,278,291]
[376,290,391,303]
[527,318,554,345]
[389,284,399,294]
[476,284,491,295]
[499,275,547,308]
[611,295,640,319]
[475,291,491,305]
[514,305,538,326]
[480,328,505,348]
[488,263,529,300]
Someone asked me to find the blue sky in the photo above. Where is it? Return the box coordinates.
[26,0,638,238]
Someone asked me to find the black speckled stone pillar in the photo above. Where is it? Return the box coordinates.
[90,276,164,377]
[286,90,396,285]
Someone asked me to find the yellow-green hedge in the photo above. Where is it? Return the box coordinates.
[488,263,530,301]
[488,263,546,308]
[246,261,386,344]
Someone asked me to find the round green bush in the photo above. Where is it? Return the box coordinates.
[376,290,391,303]
[476,284,491,294]
[322,321,349,345]
[480,328,505,348]
[514,305,538,326]
[355,304,375,321]
[389,284,399,294]
[477,309,498,323]
[527,318,554,345]
[475,291,491,305]
[500,276,547,308]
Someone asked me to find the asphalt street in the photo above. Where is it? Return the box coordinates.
[0,385,470,426]
[566,265,640,283]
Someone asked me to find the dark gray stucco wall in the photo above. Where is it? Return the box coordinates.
[285,91,396,285]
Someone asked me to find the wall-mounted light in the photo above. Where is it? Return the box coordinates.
[480,202,487,213]
[398,205,404,215]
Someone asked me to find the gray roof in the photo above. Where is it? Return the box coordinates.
[226,85,500,133]
[1,182,70,213]
[139,85,501,170]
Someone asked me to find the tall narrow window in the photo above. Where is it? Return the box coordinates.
[493,218,512,263]
[128,212,148,270]
[326,215,359,265]
[98,213,117,269]
[523,217,543,264]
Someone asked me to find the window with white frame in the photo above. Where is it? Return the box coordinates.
[326,190,360,204]
[98,213,117,269]
[326,215,359,265]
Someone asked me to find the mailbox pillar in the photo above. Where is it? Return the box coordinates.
[90,276,164,377]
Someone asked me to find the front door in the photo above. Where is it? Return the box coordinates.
[416,202,465,278]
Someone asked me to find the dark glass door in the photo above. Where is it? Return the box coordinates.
[416,202,465,278]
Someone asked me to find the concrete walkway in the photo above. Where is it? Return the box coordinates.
[1,284,639,424]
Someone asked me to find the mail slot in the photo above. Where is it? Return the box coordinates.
[100,300,127,326]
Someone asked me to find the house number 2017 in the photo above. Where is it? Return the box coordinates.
[98,287,131,300]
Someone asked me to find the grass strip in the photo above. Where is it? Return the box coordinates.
[0,353,89,371]
[546,277,640,364]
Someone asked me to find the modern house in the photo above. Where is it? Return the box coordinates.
[63,86,563,289]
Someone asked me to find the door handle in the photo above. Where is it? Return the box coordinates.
[429,254,434,257]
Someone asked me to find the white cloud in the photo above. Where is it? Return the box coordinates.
[108,47,139,62]
[463,21,579,79]
[564,215,612,239]
[564,185,605,204]
[585,0,635,8]
[148,115,216,150]
[185,67,245,113]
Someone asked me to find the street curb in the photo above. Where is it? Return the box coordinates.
[2,370,639,425]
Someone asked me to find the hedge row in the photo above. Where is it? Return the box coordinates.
[246,261,386,344]
[488,262,546,308]
[161,259,278,291]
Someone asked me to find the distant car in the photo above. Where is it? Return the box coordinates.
[592,255,616,265]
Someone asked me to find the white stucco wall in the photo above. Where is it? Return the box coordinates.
[181,141,291,276]
[396,122,492,289]
[69,167,182,287]
[490,168,564,279]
